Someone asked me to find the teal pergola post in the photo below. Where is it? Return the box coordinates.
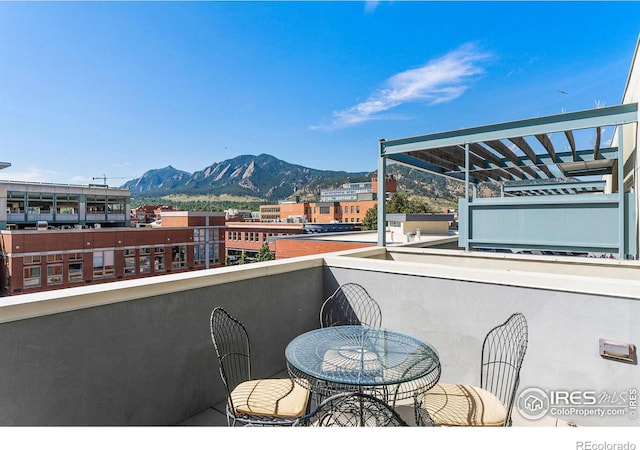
[377,140,387,247]
[618,127,625,259]
[464,143,470,252]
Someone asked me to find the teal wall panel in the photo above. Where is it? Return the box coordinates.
[459,194,634,254]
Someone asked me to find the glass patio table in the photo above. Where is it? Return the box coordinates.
[285,325,441,405]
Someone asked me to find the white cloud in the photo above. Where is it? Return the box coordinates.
[364,1,379,14]
[312,43,492,130]
[0,167,62,183]
[0,167,96,185]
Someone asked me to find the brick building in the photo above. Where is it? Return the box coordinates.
[131,204,173,225]
[259,176,396,224]
[225,222,304,263]
[274,235,373,259]
[0,211,226,296]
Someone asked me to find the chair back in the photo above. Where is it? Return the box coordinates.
[320,283,382,328]
[480,312,528,425]
[297,392,408,427]
[210,307,252,406]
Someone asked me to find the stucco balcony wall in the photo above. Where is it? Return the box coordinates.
[1,246,639,426]
[324,247,640,427]
[0,257,325,425]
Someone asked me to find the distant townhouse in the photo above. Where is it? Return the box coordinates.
[131,204,174,225]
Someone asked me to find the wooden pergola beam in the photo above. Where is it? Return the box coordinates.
[509,136,553,178]
[535,133,557,163]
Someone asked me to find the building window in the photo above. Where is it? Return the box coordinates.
[68,252,83,261]
[46,253,63,263]
[108,199,126,214]
[23,266,41,288]
[93,250,114,278]
[68,262,83,283]
[139,256,151,273]
[27,193,53,215]
[194,244,206,267]
[140,246,151,255]
[86,195,107,214]
[4,259,11,289]
[24,255,41,265]
[208,242,219,265]
[7,192,26,214]
[356,206,360,213]
[56,194,79,215]
[154,246,166,271]
[320,206,330,214]
[47,264,63,285]
[124,257,136,275]
[124,248,136,275]
[351,206,354,214]
[172,245,187,269]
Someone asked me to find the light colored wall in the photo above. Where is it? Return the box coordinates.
[389,220,450,238]
[324,250,640,427]
[617,36,640,256]
[621,37,640,181]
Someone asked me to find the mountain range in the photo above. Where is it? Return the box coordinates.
[121,153,482,203]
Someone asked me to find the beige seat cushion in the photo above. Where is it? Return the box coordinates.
[230,378,310,418]
[420,383,507,426]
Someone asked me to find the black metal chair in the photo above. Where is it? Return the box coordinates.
[294,392,408,427]
[320,283,382,328]
[210,307,311,426]
[415,312,528,426]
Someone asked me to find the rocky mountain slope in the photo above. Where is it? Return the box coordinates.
[121,153,496,202]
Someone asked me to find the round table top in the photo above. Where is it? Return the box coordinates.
[285,326,440,399]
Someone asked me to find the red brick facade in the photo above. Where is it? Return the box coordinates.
[265,199,377,224]
[275,239,374,259]
[0,225,225,296]
[225,222,304,263]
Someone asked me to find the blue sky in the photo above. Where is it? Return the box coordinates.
[1,1,639,186]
